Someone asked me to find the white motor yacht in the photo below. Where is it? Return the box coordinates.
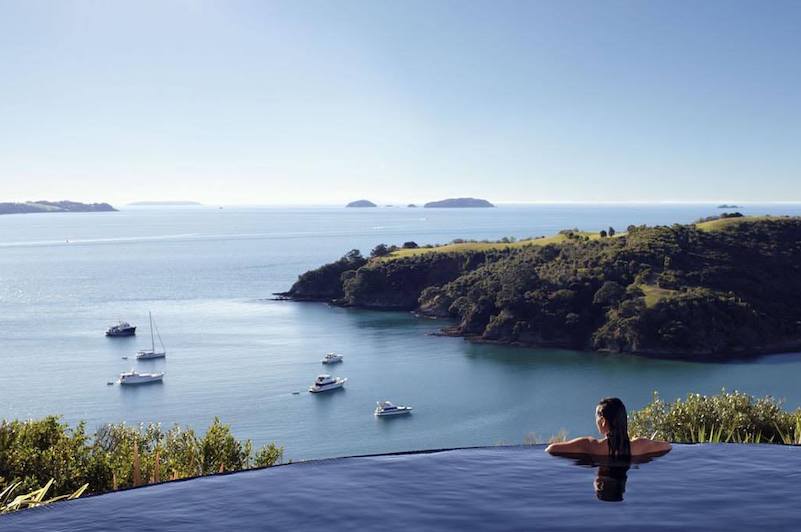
[119,369,164,385]
[374,401,413,416]
[309,374,347,393]
[136,311,166,360]
[321,352,343,364]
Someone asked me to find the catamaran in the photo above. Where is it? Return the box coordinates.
[136,312,166,360]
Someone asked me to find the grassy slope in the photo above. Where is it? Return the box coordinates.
[694,215,776,232]
[639,284,679,308]
[387,215,780,261]
[384,231,606,260]
[384,216,782,308]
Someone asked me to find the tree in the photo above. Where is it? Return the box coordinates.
[370,244,390,258]
[608,226,616,237]
[402,241,418,249]
[344,249,363,263]
[599,230,608,238]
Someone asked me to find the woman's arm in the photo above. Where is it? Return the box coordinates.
[545,437,598,455]
[631,437,672,455]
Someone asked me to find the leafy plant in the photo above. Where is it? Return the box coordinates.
[0,416,284,506]
[1,479,87,514]
[629,390,801,444]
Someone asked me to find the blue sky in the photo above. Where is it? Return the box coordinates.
[1,0,799,205]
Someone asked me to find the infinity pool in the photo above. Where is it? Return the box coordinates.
[5,444,801,531]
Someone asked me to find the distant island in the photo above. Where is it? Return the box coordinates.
[423,198,494,208]
[279,216,801,360]
[128,201,202,206]
[0,201,117,215]
[407,204,418,208]
[346,200,377,208]
[717,204,741,209]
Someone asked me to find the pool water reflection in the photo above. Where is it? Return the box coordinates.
[4,444,801,531]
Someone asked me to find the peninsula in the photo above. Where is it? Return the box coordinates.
[0,201,117,215]
[424,198,494,208]
[279,216,801,359]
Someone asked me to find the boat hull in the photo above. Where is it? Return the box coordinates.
[375,407,413,417]
[136,351,166,360]
[119,374,163,385]
[106,327,136,337]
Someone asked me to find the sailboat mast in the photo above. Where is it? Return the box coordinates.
[149,311,154,352]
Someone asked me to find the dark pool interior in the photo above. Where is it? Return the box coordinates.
[5,444,801,531]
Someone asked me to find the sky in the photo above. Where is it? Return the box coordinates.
[1,0,800,205]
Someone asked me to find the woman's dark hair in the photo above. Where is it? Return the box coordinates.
[596,397,631,459]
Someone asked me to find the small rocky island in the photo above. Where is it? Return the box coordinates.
[346,200,377,208]
[717,204,741,209]
[0,201,117,215]
[423,198,495,208]
[279,216,801,359]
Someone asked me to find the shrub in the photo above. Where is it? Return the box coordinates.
[0,417,284,501]
[629,390,801,444]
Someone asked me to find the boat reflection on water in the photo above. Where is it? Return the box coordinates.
[551,451,670,503]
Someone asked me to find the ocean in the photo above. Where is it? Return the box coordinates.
[3,203,801,460]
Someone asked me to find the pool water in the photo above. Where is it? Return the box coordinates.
[5,444,801,531]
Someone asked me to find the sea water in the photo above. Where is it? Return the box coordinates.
[3,203,801,460]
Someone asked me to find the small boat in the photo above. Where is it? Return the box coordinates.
[119,369,164,385]
[374,401,413,417]
[309,374,347,393]
[106,321,136,337]
[321,352,343,364]
[136,312,166,360]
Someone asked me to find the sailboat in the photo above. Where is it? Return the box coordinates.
[135,312,166,360]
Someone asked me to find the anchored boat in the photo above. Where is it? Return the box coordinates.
[119,369,164,385]
[374,401,413,416]
[309,374,347,393]
[136,312,166,360]
[106,321,136,337]
[321,352,343,364]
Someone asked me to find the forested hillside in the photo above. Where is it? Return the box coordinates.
[281,217,801,358]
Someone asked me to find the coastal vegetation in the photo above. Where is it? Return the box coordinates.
[1,479,87,514]
[0,201,116,215]
[630,391,801,444]
[282,216,801,358]
[0,416,283,507]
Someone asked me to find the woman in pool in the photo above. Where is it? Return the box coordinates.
[545,397,671,457]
